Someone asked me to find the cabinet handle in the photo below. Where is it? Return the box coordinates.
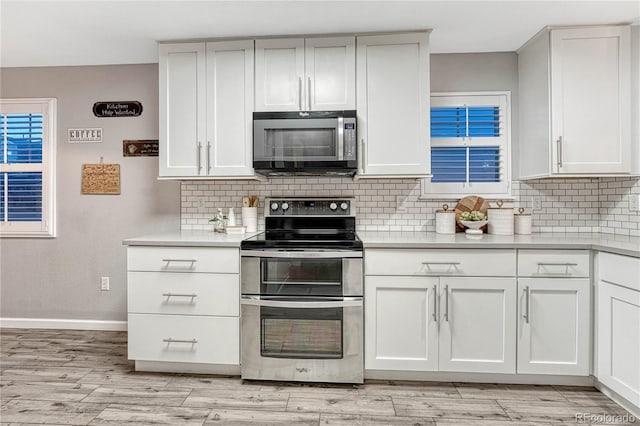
[298,77,302,110]
[432,284,438,323]
[556,136,563,170]
[162,293,198,298]
[197,142,202,175]
[162,259,197,268]
[307,76,312,111]
[163,338,198,344]
[207,142,211,174]
[444,285,449,322]
[360,138,365,174]
[523,286,530,324]
[422,262,461,265]
[536,262,577,276]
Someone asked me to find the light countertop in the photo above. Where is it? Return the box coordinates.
[123,230,262,247]
[123,230,640,258]
[357,231,640,258]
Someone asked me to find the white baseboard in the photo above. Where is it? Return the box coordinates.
[135,360,240,375]
[0,317,127,331]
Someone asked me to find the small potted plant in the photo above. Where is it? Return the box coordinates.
[459,210,488,235]
[209,208,228,233]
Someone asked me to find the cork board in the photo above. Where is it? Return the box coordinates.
[81,164,121,195]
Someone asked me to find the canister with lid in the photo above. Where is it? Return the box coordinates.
[435,204,456,234]
[488,200,514,235]
[514,207,532,235]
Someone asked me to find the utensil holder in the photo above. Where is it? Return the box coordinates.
[242,207,258,232]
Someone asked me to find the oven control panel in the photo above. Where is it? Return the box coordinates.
[266,198,354,216]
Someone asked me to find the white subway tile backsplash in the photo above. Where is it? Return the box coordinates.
[179,176,640,233]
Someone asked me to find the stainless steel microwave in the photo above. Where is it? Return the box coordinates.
[253,110,357,176]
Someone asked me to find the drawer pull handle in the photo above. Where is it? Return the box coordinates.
[162,293,198,298]
[536,262,578,276]
[422,262,460,274]
[162,259,197,268]
[163,338,198,344]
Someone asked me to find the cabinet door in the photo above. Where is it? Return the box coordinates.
[304,37,355,111]
[439,277,516,374]
[598,281,640,406]
[365,276,438,371]
[517,278,590,376]
[255,38,305,112]
[159,43,206,177]
[550,26,631,174]
[206,40,254,176]
[356,33,430,177]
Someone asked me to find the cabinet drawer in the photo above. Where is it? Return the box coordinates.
[128,314,239,365]
[518,250,590,278]
[128,272,239,316]
[365,249,516,277]
[598,252,640,291]
[127,246,239,273]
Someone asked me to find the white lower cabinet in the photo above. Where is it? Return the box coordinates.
[365,276,438,371]
[126,246,241,370]
[597,252,640,408]
[517,278,591,375]
[439,277,517,374]
[365,274,516,374]
[128,314,239,365]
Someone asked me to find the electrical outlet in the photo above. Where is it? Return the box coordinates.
[100,276,110,291]
[197,198,206,211]
[532,196,542,211]
[396,195,407,213]
[630,194,640,212]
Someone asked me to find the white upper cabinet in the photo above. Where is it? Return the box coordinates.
[159,43,206,177]
[255,36,355,112]
[518,25,631,179]
[206,40,254,176]
[159,41,256,179]
[356,32,430,177]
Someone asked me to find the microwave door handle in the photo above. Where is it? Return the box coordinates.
[337,116,344,160]
[298,77,302,111]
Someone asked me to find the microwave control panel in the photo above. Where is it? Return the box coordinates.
[343,118,357,161]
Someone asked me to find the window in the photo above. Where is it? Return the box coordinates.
[0,99,56,237]
[421,92,511,199]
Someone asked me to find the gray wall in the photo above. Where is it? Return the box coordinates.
[431,52,520,177]
[0,64,180,321]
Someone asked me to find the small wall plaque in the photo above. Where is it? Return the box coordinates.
[81,163,121,195]
[68,128,102,143]
[123,140,159,157]
[93,101,143,118]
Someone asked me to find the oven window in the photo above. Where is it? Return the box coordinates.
[264,128,337,160]
[261,258,343,296]
[261,306,343,359]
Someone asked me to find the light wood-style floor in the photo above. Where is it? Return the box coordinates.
[0,328,635,425]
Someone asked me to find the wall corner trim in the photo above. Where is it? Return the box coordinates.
[0,317,127,331]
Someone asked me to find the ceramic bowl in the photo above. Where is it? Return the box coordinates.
[459,219,488,230]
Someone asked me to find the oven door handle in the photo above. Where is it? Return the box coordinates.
[240,295,362,309]
[241,250,362,259]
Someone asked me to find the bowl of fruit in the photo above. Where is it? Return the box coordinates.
[458,211,488,235]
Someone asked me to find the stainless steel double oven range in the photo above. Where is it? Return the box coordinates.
[240,198,363,384]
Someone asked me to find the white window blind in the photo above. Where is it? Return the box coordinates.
[0,99,56,237]
[422,92,511,199]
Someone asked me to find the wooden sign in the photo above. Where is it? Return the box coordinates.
[123,139,159,157]
[93,101,143,118]
[81,164,120,195]
[68,127,102,143]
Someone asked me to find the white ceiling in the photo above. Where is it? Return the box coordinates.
[1,0,638,68]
